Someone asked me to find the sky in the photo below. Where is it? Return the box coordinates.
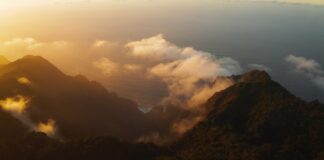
[1,0,324,104]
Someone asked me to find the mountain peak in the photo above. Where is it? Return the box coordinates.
[20,55,50,64]
[6,55,63,75]
[0,55,67,86]
[237,70,271,83]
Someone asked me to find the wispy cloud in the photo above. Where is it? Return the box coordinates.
[93,58,120,76]
[0,95,59,137]
[286,54,324,90]
[3,38,44,50]
[248,64,272,72]
[127,34,241,109]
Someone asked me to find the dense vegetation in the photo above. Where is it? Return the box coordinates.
[161,71,324,160]
[0,132,164,160]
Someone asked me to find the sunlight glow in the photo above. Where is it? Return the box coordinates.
[36,119,57,137]
[0,96,30,114]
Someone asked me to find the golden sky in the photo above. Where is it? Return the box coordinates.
[1,0,324,104]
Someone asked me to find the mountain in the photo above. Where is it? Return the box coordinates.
[163,70,324,160]
[0,132,164,160]
[0,55,152,140]
[0,56,323,160]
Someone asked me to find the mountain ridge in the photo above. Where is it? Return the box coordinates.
[0,55,322,160]
[166,70,324,160]
[0,55,152,141]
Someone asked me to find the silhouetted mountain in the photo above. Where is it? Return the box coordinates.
[0,57,323,160]
[0,55,150,140]
[162,70,324,160]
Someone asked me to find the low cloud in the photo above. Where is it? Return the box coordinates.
[3,38,44,50]
[286,54,324,90]
[36,119,57,137]
[0,95,59,137]
[126,34,186,61]
[0,96,30,115]
[129,35,242,109]
[92,40,119,48]
[93,58,120,76]
[248,64,271,72]
[2,34,242,144]
[124,64,142,72]
[0,95,35,129]
[126,35,241,144]
[17,76,32,85]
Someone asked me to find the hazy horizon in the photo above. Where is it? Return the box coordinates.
[1,0,324,104]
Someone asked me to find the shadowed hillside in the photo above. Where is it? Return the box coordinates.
[162,71,324,160]
[0,55,154,140]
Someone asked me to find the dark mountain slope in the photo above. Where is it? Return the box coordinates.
[165,71,324,160]
[0,55,150,140]
[0,132,164,160]
[0,56,323,160]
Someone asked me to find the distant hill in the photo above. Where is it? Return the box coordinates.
[163,71,324,160]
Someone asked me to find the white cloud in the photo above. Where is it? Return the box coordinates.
[3,38,44,50]
[51,41,69,48]
[123,64,142,72]
[93,57,119,76]
[286,54,324,90]
[93,40,108,48]
[127,34,242,109]
[126,34,190,61]
[17,76,32,85]
[0,95,30,114]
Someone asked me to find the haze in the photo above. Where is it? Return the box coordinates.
[1,0,324,104]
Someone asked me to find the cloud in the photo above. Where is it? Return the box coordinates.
[286,55,323,74]
[129,35,242,109]
[248,64,272,72]
[51,41,69,48]
[126,34,189,61]
[36,119,57,137]
[286,54,324,89]
[187,78,234,108]
[1,37,71,62]
[93,40,119,49]
[93,40,107,48]
[2,38,68,50]
[171,116,203,135]
[0,95,59,137]
[126,34,241,144]
[0,95,30,114]
[124,64,142,72]
[3,38,44,50]
[93,57,120,76]
[17,76,32,85]
[0,95,36,129]
[1,34,242,144]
